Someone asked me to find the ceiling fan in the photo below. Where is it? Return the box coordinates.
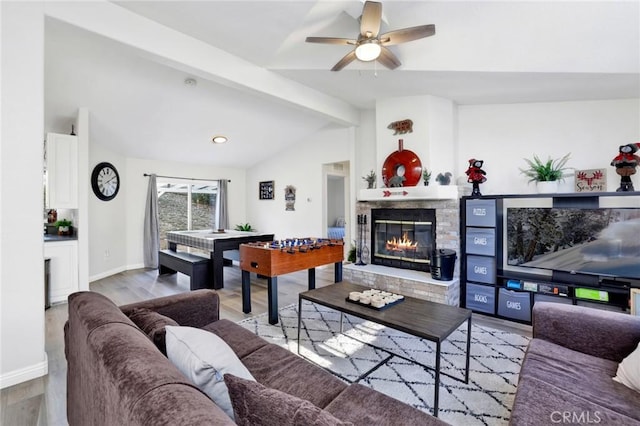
[306,1,435,71]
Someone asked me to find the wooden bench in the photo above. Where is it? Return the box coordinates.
[222,249,240,266]
[158,250,211,290]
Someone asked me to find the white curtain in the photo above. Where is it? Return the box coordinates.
[143,174,160,268]
[216,179,229,230]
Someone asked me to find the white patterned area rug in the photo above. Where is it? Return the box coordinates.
[238,301,530,426]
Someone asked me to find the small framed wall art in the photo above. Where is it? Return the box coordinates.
[259,180,274,200]
[284,185,296,211]
[575,169,606,193]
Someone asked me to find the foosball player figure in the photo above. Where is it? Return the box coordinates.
[611,143,640,192]
[465,158,487,197]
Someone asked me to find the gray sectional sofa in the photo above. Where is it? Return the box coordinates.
[510,302,640,425]
[64,289,447,425]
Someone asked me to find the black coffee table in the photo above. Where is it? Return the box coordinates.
[297,282,472,418]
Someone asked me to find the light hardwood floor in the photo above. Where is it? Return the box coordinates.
[1,264,531,426]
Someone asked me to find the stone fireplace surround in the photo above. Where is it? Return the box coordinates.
[343,186,465,306]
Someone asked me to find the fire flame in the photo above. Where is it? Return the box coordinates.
[386,232,418,251]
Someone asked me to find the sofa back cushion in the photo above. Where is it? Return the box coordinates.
[65,291,234,426]
[119,289,220,328]
[127,308,179,355]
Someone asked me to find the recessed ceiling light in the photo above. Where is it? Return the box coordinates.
[184,77,197,86]
[212,135,228,144]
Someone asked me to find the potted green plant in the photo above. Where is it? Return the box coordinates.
[234,223,255,232]
[519,153,571,193]
[362,170,376,189]
[422,169,431,186]
[347,243,357,263]
[55,218,73,236]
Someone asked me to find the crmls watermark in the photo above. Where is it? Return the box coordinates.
[550,411,602,424]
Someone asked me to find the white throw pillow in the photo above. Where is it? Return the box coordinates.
[613,341,640,393]
[165,326,256,420]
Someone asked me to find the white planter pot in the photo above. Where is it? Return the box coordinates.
[536,181,559,193]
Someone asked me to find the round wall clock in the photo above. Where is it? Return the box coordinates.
[91,162,120,201]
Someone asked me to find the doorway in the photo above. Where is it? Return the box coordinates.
[323,162,350,257]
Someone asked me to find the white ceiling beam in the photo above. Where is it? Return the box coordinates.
[43,1,360,126]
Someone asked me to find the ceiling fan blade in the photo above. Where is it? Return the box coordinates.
[380,24,436,46]
[377,46,401,70]
[360,1,382,37]
[331,51,357,71]
[305,37,356,46]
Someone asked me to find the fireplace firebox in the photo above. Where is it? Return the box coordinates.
[371,208,436,272]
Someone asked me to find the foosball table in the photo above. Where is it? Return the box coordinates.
[240,238,344,324]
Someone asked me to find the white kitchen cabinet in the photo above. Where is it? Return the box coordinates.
[46,133,78,209]
[44,240,78,304]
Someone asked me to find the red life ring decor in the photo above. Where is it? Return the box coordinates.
[382,139,423,187]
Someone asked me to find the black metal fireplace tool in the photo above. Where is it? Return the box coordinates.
[355,214,368,265]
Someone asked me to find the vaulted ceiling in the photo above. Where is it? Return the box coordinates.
[44,1,640,167]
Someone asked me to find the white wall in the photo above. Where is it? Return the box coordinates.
[458,99,640,195]
[376,96,430,187]
[87,154,247,281]
[122,158,247,273]
[426,96,458,179]
[375,95,457,188]
[246,127,354,239]
[355,110,377,186]
[0,2,48,388]
[76,108,90,291]
[88,141,127,280]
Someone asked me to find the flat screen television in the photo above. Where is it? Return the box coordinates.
[506,207,640,280]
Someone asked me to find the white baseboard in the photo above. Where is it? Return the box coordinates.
[127,263,145,271]
[49,294,69,304]
[89,266,127,282]
[89,263,147,283]
[0,353,48,389]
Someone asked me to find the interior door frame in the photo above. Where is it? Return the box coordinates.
[323,162,350,257]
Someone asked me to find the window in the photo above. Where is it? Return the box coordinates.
[157,180,218,249]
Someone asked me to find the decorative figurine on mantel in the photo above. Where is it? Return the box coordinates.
[611,143,640,192]
[436,172,452,185]
[465,158,487,196]
[362,170,377,189]
[387,174,406,187]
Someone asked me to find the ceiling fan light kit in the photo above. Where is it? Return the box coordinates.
[306,1,435,71]
[355,40,382,61]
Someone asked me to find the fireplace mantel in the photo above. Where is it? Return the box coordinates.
[358,185,466,201]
